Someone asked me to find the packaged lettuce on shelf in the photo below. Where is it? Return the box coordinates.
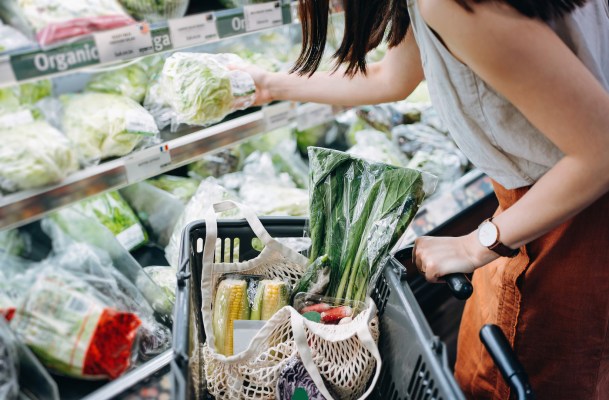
[0,121,78,192]
[0,0,134,46]
[86,62,150,103]
[117,0,188,22]
[147,174,199,203]
[144,52,255,131]
[347,129,409,167]
[187,148,242,180]
[68,191,148,252]
[61,92,159,165]
[0,80,52,126]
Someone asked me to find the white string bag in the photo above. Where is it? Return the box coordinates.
[200,201,382,400]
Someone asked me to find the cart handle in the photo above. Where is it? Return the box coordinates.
[396,245,474,300]
[480,324,535,400]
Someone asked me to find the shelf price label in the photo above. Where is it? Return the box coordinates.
[263,102,296,131]
[94,23,154,63]
[297,103,334,130]
[244,2,283,32]
[169,13,219,49]
[124,144,172,184]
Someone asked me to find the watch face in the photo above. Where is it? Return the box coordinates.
[478,221,498,247]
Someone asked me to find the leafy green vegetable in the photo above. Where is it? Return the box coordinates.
[69,191,148,251]
[347,129,409,167]
[187,148,242,180]
[62,92,159,164]
[0,121,79,192]
[148,175,199,203]
[144,52,255,130]
[86,61,149,103]
[0,80,52,121]
[117,0,188,21]
[308,148,426,302]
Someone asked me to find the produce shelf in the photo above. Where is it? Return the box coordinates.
[0,2,296,88]
[0,103,345,231]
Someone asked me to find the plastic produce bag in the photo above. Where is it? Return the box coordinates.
[46,207,174,319]
[0,0,134,46]
[0,121,78,192]
[308,147,430,302]
[0,229,30,258]
[7,223,172,379]
[68,191,149,252]
[118,0,189,22]
[138,266,176,304]
[0,80,52,126]
[187,148,242,180]
[0,24,32,53]
[347,129,409,167]
[61,93,159,165]
[86,61,150,103]
[165,177,240,268]
[144,52,255,131]
[120,181,184,247]
[0,317,20,400]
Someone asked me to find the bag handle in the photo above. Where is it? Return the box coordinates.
[290,306,382,400]
[202,200,274,266]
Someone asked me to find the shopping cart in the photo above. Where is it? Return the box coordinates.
[171,217,534,400]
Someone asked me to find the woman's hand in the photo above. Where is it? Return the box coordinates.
[230,64,275,106]
[413,232,500,283]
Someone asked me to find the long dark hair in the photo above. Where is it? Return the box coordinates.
[292,0,588,76]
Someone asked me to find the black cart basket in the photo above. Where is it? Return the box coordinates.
[171,217,533,400]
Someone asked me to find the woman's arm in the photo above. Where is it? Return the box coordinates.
[414,0,609,281]
[245,27,425,106]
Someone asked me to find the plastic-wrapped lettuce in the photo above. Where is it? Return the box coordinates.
[86,62,149,103]
[0,80,52,127]
[144,52,255,131]
[148,175,199,203]
[117,0,188,22]
[68,191,148,252]
[187,148,242,180]
[61,93,159,165]
[0,121,78,192]
[347,130,409,167]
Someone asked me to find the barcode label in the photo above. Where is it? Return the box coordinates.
[66,296,88,314]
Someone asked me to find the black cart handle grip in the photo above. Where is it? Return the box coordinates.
[443,273,473,300]
[480,324,535,400]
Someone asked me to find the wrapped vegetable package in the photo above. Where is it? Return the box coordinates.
[347,129,409,167]
[0,0,134,46]
[69,191,148,252]
[0,80,52,126]
[144,52,255,131]
[308,148,429,302]
[7,238,171,379]
[118,0,189,22]
[86,62,149,103]
[61,93,159,165]
[187,148,242,180]
[0,318,20,400]
[0,121,78,192]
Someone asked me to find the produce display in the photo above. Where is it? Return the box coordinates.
[86,61,150,103]
[145,52,256,131]
[0,80,52,124]
[0,0,134,46]
[147,174,200,203]
[117,0,189,22]
[61,92,159,165]
[347,129,409,167]
[0,121,78,192]
[67,191,149,251]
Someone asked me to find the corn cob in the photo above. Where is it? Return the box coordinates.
[250,279,289,321]
[212,279,250,356]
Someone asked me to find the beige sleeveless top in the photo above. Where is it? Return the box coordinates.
[407,0,609,189]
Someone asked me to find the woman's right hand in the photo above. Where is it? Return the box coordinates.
[231,64,276,106]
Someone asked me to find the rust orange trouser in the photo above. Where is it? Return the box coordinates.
[455,182,609,399]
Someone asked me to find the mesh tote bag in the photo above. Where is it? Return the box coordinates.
[199,201,382,399]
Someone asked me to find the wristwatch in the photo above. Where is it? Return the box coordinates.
[477,218,519,258]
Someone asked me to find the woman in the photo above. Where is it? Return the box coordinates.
[242,0,609,398]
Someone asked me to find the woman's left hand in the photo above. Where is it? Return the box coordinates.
[413,232,500,283]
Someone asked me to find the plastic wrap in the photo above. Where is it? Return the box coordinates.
[138,266,176,304]
[144,52,256,131]
[117,0,189,22]
[347,129,409,167]
[69,191,149,252]
[0,0,134,46]
[0,24,32,53]
[120,181,184,247]
[308,147,430,302]
[187,148,242,180]
[46,208,174,319]
[0,80,52,125]
[0,318,19,400]
[86,61,150,103]
[0,121,78,192]
[61,92,159,165]
[165,177,240,268]
[5,220,173,379]
[269,139,309,189]
[0,229,30,258]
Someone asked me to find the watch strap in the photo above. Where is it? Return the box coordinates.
[487,217,519,258]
